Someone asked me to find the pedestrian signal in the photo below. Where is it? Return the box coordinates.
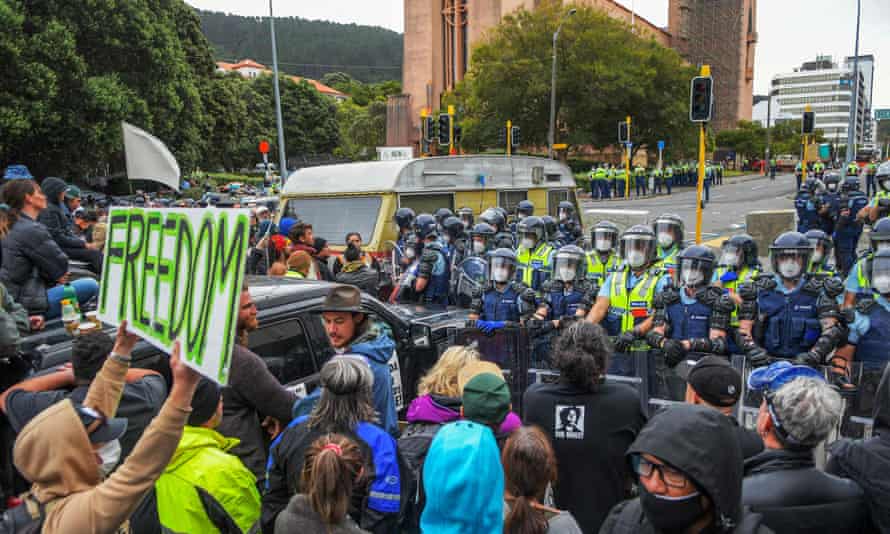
[690,76,713,122]
[511,126,521,148]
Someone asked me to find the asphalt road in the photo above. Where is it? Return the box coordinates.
[580,172,797,240]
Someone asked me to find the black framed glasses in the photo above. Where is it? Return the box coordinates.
[631,454,689,489]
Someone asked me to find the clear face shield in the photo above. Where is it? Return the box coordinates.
[719,244,741,268]
[621,235,655,269]
[558,208,571,222]
[520,228,541,251]
[489,256,515,284]
[880,176,890,192]
[593,229,617,253]
[678,258,711,289]
[771,249,809,280]
[460,213,473,229]
[654,221,679,249]
[826,180,838,193]
[808,238,825,264]
[871,256,890,296]
[471,236,489,255]
[554,253,583,282]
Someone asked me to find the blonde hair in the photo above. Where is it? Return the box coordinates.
[417,345,481,398]
[457,360,504,394]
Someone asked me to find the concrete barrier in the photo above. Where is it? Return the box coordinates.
[746,210,796,253]
[582,209,649,235]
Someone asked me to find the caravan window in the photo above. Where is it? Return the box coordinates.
[283,196,382,245]
[398,193,454,215]
[498,190,527,215]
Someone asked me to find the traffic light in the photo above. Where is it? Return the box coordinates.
[511,126,521,148]
[498,126,507,145]
[690,76,713,122]
[454,125,462,144]
[802,111,815,135]
[438,113,451,145]
[618,121,629,144]
[424,116,435,142]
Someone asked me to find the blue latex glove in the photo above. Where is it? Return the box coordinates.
[720,271,739,283]
[475,320,494,335]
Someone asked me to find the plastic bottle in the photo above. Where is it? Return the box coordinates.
[62,284,80,315]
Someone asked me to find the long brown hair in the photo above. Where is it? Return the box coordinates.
[300,433,364,528]
[502,426,559,534]
[0,179,38,225]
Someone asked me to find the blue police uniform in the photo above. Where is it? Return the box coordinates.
[847,294,890,368]
[795,191,820,233]
[665,291,713,341]
[474,282,527,322]
[755,275,821,359]
[407,242,450,305]
[834,193,869,274]
[818,190,840,235]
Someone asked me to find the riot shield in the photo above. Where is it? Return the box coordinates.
[453,256,488,309]
[648,352,700,415]
[839,362,883,439]
[382,240,403,288]
[606,349,651,415]
[448,326,531,411]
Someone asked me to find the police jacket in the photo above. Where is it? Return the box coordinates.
[262,416,401,534]
[540,279,597,319]
[0,213,69,315]
[742,448,867,534]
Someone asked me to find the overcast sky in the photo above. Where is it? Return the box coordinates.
[188,0,890,109]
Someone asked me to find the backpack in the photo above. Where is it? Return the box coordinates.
[0,492,130,534]
[396,422,443,533]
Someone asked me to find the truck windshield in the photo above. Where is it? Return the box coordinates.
[283,196,382,245]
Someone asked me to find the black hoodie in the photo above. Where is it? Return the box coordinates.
[599,404,771,534]
[827,364,890,533]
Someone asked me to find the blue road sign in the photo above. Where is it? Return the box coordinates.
[657,140,665,150]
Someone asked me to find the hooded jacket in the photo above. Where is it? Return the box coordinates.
[275,494,370,534]
[0,212,69,315]
[600,404,771,534]
[346,324,399,437]
[336,262,379,296]
[13,357,190,534]
[827,365,890,532]
[37,178,87,251]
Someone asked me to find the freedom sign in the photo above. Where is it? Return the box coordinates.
[98,207,251,384]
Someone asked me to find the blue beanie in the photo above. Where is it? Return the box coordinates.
[3,165,33,180]
[279,217,297,237]
[421,421,504,534]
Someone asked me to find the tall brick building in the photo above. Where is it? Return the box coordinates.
[388,0,756,146]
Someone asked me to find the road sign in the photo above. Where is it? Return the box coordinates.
[875,109,890,121]
[657,140,665,150]
[258,140,270,154]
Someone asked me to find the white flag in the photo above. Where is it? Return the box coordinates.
[121,122,181,191]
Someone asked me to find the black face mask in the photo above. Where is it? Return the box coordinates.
[639,486,707,533]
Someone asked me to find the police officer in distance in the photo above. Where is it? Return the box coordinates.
[857,161,890,223]
[469,248,536,335]
[468,222,495,257]
[556,201,582,245]
[441,215,468,267]
[736,232,848,379]
[843,217,890,308]
[816,173,841,235]
[541,215,561,248]
[515,215,555,294]
[646,246,734,368]
[397,213,450,305]
[805,229,838,278]
[509,200,535,237]
[586,221,621,285]
[653,213,684,275]
[834,175,869,275]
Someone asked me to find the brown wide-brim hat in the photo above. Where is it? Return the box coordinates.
[318,285,365,313]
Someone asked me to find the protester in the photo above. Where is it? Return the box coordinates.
[523,321,645,533]
[37,177,103,274]
[314,237,336,281]
[600,404,771,533]
[0,179,99,319]
[334,232,381,276]
[131,379,261,534]
[502,426,583,534]
[262,356,401,534]
[459,361,519,447]
[743,362,867,533]
[286,250,312,279]
[288,222,317,257]
[63,185,82,213]
[335,243,379,295]
[421,420,503,534]
[0,277,44,360]
[827,364,890,532]
[0,329,166,460]
[268,261,288,276]
[10,322,202,533]
[72,209,98,244]
[215,284,297,483]
[274,433,369,534]
[682,355,763,459]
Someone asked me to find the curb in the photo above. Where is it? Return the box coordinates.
[579,173,771,202]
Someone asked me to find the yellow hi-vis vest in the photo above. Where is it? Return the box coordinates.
[586,251,620,284]
[608,268,660,338]
[517,242,554,291]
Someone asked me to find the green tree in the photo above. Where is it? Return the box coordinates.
[715,120,766,160]
[336,100,387,160]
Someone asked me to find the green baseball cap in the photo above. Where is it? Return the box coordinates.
[65,185,81,199]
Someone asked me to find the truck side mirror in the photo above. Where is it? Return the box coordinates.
[411,323,431,349]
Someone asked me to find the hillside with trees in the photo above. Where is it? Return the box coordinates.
[197,10,402,83]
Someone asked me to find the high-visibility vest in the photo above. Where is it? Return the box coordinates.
[608,269,661,336]
[586,251,620,283]
[516,242,554,291]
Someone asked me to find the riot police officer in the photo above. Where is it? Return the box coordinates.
[586,225,672,356]
[859,162,890,223]
[393,207,416,268]
[442,215,468,267]
[713,234,761,289]
[516,216,554,293]
[736,232,847,371]
[480,207,514,249]
[453,223,496,308]
[457,207,474,230]
[795,161,804,191]
[510,200,535,236]
[556,201,582,245]
[866,160,878,197]
[647,246,734,368]
[653,213,684,275]
[469,248,535,334]
[633,164,648,197]
[397,213,450,305]
[795,178,822,233]
[843,217,890,307]
[586,221,621,285]
[434,207,454,233]
[817,173,841,235]
[835,175,869,275]
[541,215,561,248]
[469,222,495,257]
[805,229,837,278]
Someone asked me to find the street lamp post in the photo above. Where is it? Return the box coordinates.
[548,8,576,159]
[845,0,861,164]
[269,0,288,183]
[765,88,774,170]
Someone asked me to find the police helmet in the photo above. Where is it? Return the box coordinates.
[442,216,464,240]
[516,200,535,218]
[842,175,861,192]
[553,244,586,283]
[720,234,758,269]
[676,245,716,289]
[457,207,474,228]
[877,162,890,192]
[803,178,820,194]
[769,231,812,281]
[591,221,619,253]
[470,222,495,254]
[493,206,509,222]
[870,218,890,251]
[413,213,438,240]
[619,225,657,269]
[517,216,545,247]
[479,208,506,232]
[804,229,833,265]
[488,248,517,283]
[557,201,575,221]
[822,173,841,193]
[434,208,455,227]
[541,216,559,242]
[394,207,416,230]
[868,248,890,296]
[653,213,684,249]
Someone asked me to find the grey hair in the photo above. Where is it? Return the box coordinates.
[309,355,378,431]
[771,377,842,448]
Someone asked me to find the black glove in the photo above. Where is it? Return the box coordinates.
[745,345,770,368]
[558,315,579,329]
[662,339,687,367]
[794,351,822,368]
[614,331,637,353]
